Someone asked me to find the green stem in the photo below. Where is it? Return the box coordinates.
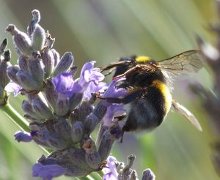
[90,172,102,179]
[97,170,104,177]
[79,176,94,180]
[1,103,29,131]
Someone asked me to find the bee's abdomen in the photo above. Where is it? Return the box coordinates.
[123,81,172,132]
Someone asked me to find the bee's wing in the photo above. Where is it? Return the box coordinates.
[171,100,202,131]
[158,50,203,75]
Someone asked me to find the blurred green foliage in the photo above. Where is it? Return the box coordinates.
[0,0,218,179]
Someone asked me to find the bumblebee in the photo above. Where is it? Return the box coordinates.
[102,50,203,132]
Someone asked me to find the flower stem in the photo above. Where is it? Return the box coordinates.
[1,103,29,131]
[79,176,94,180]
[90,172,102,179]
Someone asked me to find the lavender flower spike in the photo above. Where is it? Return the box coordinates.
[5,9,156,180]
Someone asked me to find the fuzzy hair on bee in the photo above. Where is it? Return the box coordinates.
[101,50,203,133]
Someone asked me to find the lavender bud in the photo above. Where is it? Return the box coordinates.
[121,155,137,180]
[23,114,38,122]
[84,113,99,134]
[0,38,7,55]
[22,100,32,113]
[28,55,44,83]
[33,124,67,150]
[97,128,115,161]
[31,24,46,51]
[16,70,41,91]
[18,55,29,71]
[7,65,20,84]
[3,50,11,62]
[29,124,51,147]
[53,118,72,141]
[93,102,107,120]
[77,101,94,121]
[51,49,60,66]
[83,139,101,169]
[142,169,156,180]
[22,100,44,122]
[44,80,58,109]
[29,10,45,51]
[27,9,41,36]
[14,131,32,142]
[31,96,53,120]
[47,137,69,151]
[71,121,84,143]
[84,102,107,133]
[69,93,83,111]
[32,163,65,179]
[54,96,69,116]
[0,58,10,88]
[41,49,55,78]
[53,52,74,76]
[96,125,109,148]
[98,126,122,161]
[32,9,41,24]
[6,24,33,56]
[47,148,93,177]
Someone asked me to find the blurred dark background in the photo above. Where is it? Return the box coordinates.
[0,0,218,179]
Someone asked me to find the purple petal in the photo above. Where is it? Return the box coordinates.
[14,131,32,142]
[52,72,82,97]
[5,82,21,96]
[103,104,126,127]
[102,156,118,180]
[103,173,118,180]
[83,81,107,100]
[71,79,83,93]
[32,163,66,180]
[103,79,127,98]
[52,72,74,92]
[79,61,104,85]
[85,67,105,83]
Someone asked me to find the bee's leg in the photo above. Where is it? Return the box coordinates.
[114,64,155,80]
[103,68,114,76]
[99,89,144,104]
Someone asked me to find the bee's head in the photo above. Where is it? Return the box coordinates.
[135,56,158,66]
[135,56,151,63]
[135,56,158,68]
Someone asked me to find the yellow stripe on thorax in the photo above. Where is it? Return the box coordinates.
[135,56,151,63]
[151,80,172,114]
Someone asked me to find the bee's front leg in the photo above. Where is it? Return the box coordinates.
[97,88,147,104]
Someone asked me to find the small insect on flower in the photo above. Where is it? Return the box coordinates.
[101,50,203,133]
